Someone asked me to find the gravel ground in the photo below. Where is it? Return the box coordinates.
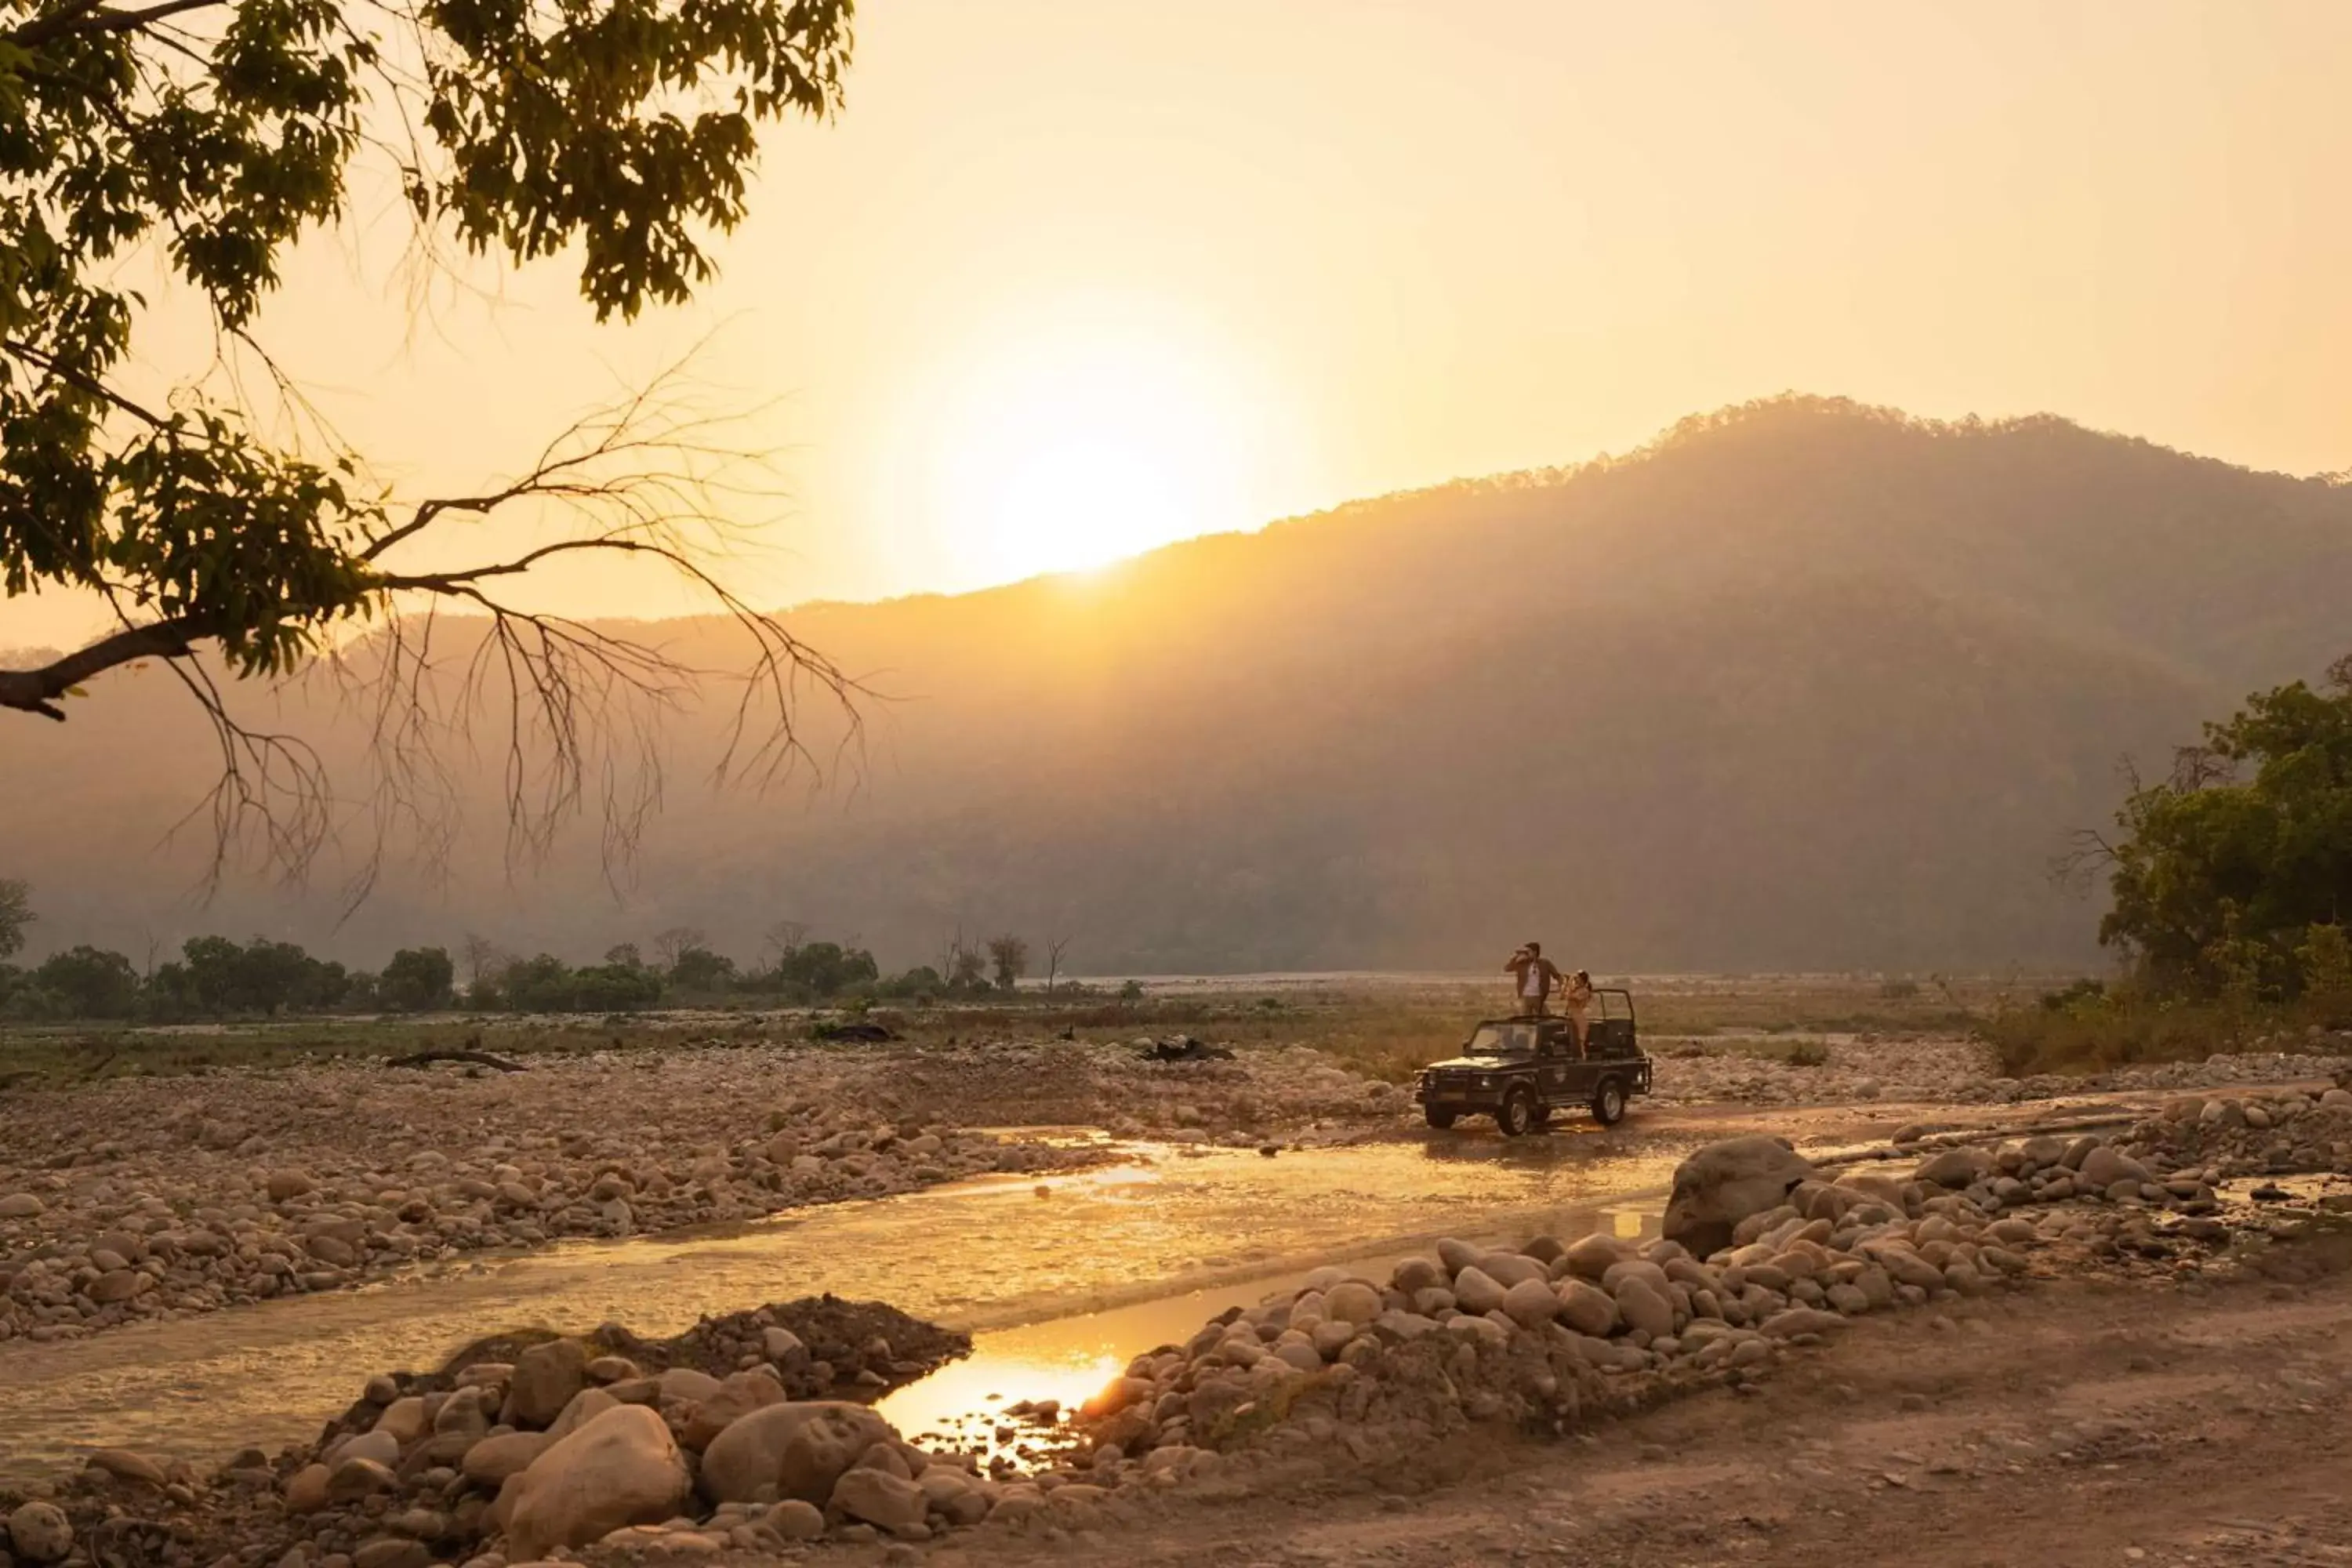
[1646,1035,1994,1105]
[8,1083,2350,1568]
[8,1024,2345,1348]
[1649,1033,2352,1108]
[0,1039,1403,1344]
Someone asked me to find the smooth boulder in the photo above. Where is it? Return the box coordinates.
[1661,1136,1816,1258]
[698,1401,899,1505]
[461,1432,553,1486]
[830,1467,927,1534]
[1501,1276,1559,1329]
[503,1339,589,1429]
[1612,1276,1675,1340]
[1451,1266,1508,1316]
[1554,1278,1618,1338]
[681,1369,788,1450]
[1913,1148,1989,1188]
[498,1404,691,1562]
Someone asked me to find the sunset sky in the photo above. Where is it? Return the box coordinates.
[15,0,2352,648]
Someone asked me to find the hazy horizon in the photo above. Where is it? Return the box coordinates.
[9,2,2352,655]
[10,397,2346,975]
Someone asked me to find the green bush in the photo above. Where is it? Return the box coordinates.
[34,945,140,1019]
[2038,977,2107,1013]
[379,947,456,1012]
[572,963,663,1011]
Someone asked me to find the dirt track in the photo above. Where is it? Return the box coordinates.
[927,1231,2352,1568]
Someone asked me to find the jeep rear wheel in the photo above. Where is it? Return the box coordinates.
[1497,1086,1537,1137]
[1592,1078,1627,1127]
[1424,1105,1458,1130]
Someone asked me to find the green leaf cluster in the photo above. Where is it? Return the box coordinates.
[2100,657,2352,998]
[2,0,852,675]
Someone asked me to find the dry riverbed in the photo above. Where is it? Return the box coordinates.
[6,1016,2352,1568]
[8,1029,2351,1345]
[0,1037,1406,1342]
[2,1080,2348,1568]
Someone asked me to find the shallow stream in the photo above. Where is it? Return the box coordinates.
[0,1127,1699,1481]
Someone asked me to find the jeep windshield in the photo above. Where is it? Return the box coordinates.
[1465,1022,1541,1058]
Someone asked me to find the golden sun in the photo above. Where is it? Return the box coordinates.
[921,303,1268,583]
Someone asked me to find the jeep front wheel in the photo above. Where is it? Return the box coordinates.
[1424,1105,1458,1130]
[1591,1078,1627,1127]
[1497,1086,1537,1137]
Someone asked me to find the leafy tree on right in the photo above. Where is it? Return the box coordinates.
[2088,655,2352,1005]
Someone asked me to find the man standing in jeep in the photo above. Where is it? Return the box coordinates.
[1504,942,1561,1016]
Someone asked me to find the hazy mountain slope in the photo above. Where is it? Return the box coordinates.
[4,397,2346,972]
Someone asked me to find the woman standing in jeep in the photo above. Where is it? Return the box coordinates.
[1564,969,1595,1055]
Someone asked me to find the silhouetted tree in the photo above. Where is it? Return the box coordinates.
[33,946,138,1018]
[669,944,739,993]
[986,935,1029,992]
[652,927,710,973]
[380,948,457,1013]
[0,0,861,885]
[0,878,30,960]
[761,920,811,967]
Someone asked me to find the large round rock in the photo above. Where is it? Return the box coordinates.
[699,1401,900,1505]
[503,1339,589,1429]
[1661,1135,1816,1258]
[8,1501,74,1565]
[494,1405,690,1562]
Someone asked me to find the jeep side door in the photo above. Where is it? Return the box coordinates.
[1536,1025,1575,1105]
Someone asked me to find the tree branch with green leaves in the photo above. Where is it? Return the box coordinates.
[1,0,862,886]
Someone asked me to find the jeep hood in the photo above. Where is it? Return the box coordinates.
[1425,1056,1511,1072]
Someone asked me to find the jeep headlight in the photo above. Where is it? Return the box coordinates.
[1477,1074,1497,1089]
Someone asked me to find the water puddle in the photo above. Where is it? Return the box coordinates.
[874,1192,1664,1472]
[2215,1172,2352,1215]
[0,1127,1694,1480]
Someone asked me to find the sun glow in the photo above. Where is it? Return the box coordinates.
[911,299,1291,585]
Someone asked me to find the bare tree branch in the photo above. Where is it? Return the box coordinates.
[7,350,866,903]
[0,619,200,720]
[2049,827,2121,896]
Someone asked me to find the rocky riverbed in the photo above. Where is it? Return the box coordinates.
[9,1025,2350,1348]
[5,1080,2347,1568]
[1649,1030,2352,1109]
[0,1038,1415,1344]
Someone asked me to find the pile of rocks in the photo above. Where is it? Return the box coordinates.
[2,1298,1044,1568]
[1060,1109,2352,1475]
[1057,1138,2025,1472]
[2108,1086,2352,1180]
[1964,1049,2352,1106]
[1,1066,1070,1342]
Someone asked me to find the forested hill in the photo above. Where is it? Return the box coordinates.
[7,396,2349,973]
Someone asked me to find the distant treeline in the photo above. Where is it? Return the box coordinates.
[0,919,1073,1023]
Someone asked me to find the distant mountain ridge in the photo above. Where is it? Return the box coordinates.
[5,395,2347,973]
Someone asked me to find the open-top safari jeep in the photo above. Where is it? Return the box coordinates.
[1413,989,1651,1135]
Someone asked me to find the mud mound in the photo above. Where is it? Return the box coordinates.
[631,1294,970,1389]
